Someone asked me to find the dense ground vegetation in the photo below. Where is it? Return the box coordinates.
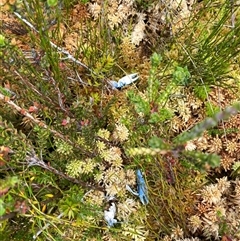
[0,0,240,240]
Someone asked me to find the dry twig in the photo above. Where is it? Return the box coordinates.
[13,11,91,71]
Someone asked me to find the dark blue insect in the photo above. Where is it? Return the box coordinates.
[126,169,149,205]
[136,169,149,205]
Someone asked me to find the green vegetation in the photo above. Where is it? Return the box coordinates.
[0,0,240,240]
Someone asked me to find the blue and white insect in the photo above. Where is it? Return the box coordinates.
[109,73,139,89]
[104,202,117,227]
[126,169,149,205]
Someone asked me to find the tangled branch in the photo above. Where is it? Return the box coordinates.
[26,150,103,191]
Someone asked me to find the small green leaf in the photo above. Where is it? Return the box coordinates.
[47,0,58,7]
[0,34,6,47]
[173,66,191,85]
[148,136,169,149]
[0,199,6,216]
[149,109,173,123]
[150,52,162,67]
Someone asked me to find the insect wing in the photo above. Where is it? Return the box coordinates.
[118,73,139,87]
[126,184,138,196]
